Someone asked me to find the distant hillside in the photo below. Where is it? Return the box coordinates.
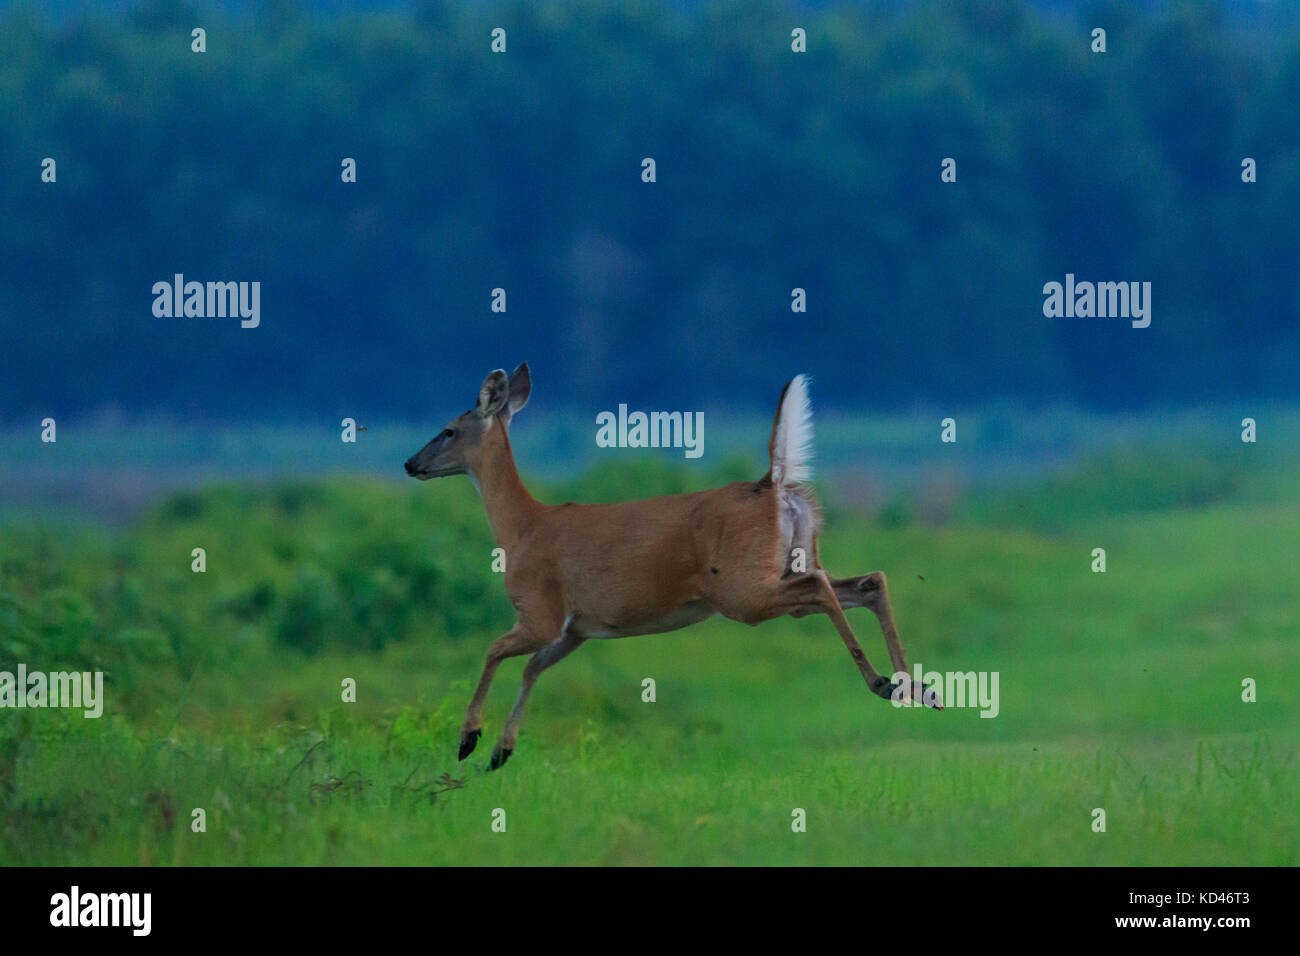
[2,0,1297,421]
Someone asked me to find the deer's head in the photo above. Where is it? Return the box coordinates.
[404,363,531,480]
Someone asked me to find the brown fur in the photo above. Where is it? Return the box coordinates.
[405,366,939,768]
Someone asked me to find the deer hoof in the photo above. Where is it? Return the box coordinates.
[871,676,898,700]
[488,746,513,771]
[458,729,482,760]
[900,679,944,710]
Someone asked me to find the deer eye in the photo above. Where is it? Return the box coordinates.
[442,428,455,439]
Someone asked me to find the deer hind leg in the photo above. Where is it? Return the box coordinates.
[830,572,907,673]
[489,625,586,771]
[829,571,940,708]
[741,570,898,701]
[460,624,550,760]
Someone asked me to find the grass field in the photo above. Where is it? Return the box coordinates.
[1,441,1296,865]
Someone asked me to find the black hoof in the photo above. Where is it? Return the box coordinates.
[870,676,898,700]
[458,729,482,760]
[488,746,512,771]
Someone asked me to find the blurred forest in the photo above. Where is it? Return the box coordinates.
[1,0,1297,421]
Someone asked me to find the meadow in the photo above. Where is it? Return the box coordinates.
[1,436,1296,865]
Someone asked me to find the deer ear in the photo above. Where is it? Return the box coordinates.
[506,362,531,419]
[475,369,510,418]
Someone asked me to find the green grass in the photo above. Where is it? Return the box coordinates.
[1,452,1297,865]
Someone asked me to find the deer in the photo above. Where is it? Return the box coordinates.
[404,363,942,770]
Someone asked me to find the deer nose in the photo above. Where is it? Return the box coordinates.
[404,459,417,476]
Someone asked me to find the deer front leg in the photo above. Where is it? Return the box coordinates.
[489,627,586,771]
[460,624,547,760]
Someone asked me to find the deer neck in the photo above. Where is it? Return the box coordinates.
[470,420,540,549]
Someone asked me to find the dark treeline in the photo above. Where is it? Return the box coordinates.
[1,0,1297,421]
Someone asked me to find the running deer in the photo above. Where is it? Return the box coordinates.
[404,364,941,770]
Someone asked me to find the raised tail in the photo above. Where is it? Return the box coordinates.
[767,374,813,487]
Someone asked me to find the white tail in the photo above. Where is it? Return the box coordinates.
[405,365,940,770]
[770,373,814,487]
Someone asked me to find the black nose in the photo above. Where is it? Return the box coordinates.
[404,459,417,476]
